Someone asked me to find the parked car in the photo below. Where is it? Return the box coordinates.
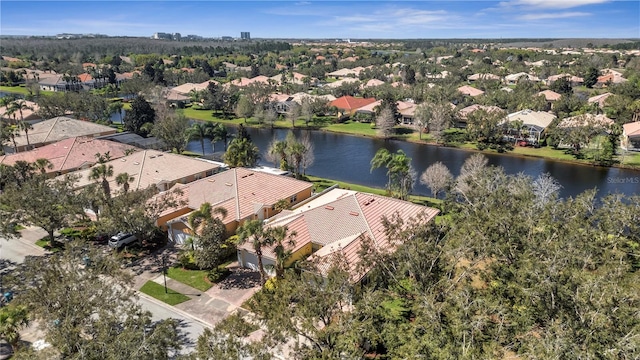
[108,233,139,249]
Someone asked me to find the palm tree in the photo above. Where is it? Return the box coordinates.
[223,137,260,168]
[237,219,270,285]
[267,138,288,170]
[1,124,20,152]
[0,304,30,352]
[115,172,135,193]
[33,158,53,174]
[211,123,229,153]
[89,163,114,199]
[187,122,215,156]
[187,202,228,236]
[266,225,297,279]
[17,120,33,149]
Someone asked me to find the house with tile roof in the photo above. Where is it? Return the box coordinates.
[588,93,613,108]
[171,80,219,95]
[457,85,485,97]
[237,188,439,282]
[457,105,504,127]
[328,96,377,117]
[622,121,640,151]
[538,90,562,102]
[546,73,584,86]
[157,168,313,243]
[326,68,359,79]
[467,73,500,81]
[504,72,539,85]
[0,100,41,123]
[67,149,220,193]
[3,116,117,154]
[0,137,138,176]
[505,110,557,144]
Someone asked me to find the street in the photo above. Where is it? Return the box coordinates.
[0,230,208,355]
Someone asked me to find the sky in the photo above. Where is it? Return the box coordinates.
[1,1,639,39]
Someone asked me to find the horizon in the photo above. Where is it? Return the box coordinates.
[1,1,639,39]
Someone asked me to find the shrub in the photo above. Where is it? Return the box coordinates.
[207,267,231,283]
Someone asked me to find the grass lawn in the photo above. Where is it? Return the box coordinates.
[166,267,213,292]
[621,152,640,167]
[123,102,132,111]
[305,175,442,208]
[323,121,377,137]
[139,281,190,305]
[0,85,55,96]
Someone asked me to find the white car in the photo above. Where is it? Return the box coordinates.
[108,233,138,249]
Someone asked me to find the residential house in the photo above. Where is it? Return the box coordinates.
[457,104,503,127]
[0,137,138,176]
[504,72,539,85]
[588,93,613,108]
[158,168,313,243]
[290,93,336,106]
[622,121,640,151]
[237,189,439,281]
[326,68,359,79]
[557,113,613,130]
[546,74,584,87]
[457,85,485,97]
[3,116,117,154]
[68,149,221,193]
[269,93,295,114]
[360,79,385,89]
[0,100,41,123]
[38,74,82,92]
[328,96,378,117]
[467,73,500,81]
[172,80,219,96]
[596,70,627,87]
[396,100,417,125]
[505,109,557,144]
[323,77,359,89]
[226,75,270,88]
[538,90,562,109]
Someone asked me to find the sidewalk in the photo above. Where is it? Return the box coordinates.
[129,246,261,328]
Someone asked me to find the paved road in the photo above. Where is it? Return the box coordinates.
[0,232,208,355]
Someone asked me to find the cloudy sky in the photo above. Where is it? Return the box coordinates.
[1,1,638,39]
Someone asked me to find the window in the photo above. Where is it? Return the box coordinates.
[290,194,297,203]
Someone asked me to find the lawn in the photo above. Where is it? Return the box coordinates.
[0,85,54,96]
[621,152,640,167]
[166,267,213,292]
[305,175,442,208]
[139,281,190,305]
[323,120,377,137]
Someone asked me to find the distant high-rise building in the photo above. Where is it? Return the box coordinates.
[241,32,250,40]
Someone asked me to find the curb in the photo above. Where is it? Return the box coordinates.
[136,290,214,330]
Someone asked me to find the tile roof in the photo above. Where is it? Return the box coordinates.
[12,116,116,148]
[329,96,377,112]
[506,110,556,130]
[77,73,93,83]
[171,81,216,95]
[623,121,640,137]
[538,90,562,101]
[458,104,503,119]
[326,68,358,77]
[68,150,220,193]
[361,79,385,88]
[588,92,612,107]
[323,77,359,89]
[457,85,485,97]
[242,189,439,282]
[0,100,41,121]
[467,73,500,81]
[557,114,614,129]
[165,168,312,224]
[0,137,138,174]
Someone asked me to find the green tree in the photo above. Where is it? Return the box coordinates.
[151,105,189,153]
[0,304,30,352]
[115,172,134,194]
[223,137,260,168]
[11,241,183,358]
[235,96,254,123]
[0,172,83,244]
[211,122,230,152]
[187,122,215,156]
[124,95,156,136]
[584,67,599,88]
[237,219,271,285]
[370,148,414,200]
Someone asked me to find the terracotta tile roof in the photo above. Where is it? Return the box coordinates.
[168,168,312,224]
[0,100,41,121]
[458,104,503,119]
[361,79,385,88]
[12,116,116,148]
[0,137,138,174]
[82,62,97,68]
[77,73,93,83]
[557,114,614,129]
[326,68,358,77]
[623,121,640,137]
[457,85,485,97]
[242,189,439,282]
[329,96,377,112]
[588,92,612,107]
[171,81,216,95]
[68,150,220,193]
[538,90,562,101]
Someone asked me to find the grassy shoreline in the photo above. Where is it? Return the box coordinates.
[0,85,54,96]
[182,107,640,171]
